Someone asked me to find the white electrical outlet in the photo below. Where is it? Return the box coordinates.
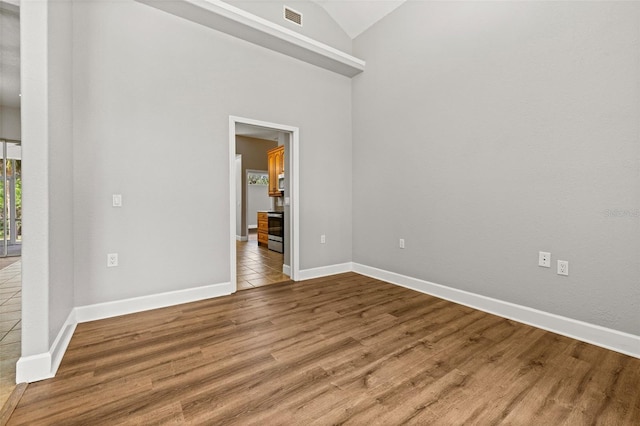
[107,253,118,267]
[557,260,569,276]
[399,239,405,249]
[538,251,551,268]
[320,234,326,244]
[112,194,122,207]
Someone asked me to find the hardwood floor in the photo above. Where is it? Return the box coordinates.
[7,273,640,425]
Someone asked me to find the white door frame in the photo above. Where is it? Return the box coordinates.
[229,116,300,291]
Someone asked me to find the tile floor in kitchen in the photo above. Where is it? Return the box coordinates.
[236,229,289,290]
[0,258,21,409]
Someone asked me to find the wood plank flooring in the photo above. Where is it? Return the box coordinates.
[8,273,640,425]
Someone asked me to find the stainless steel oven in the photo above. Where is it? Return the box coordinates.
[267,212,284,253]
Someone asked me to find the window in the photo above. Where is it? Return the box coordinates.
[247,172,268,185]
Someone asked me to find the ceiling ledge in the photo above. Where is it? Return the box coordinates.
[135,0,365,77]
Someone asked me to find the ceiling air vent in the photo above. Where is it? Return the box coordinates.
[284,6,302,26]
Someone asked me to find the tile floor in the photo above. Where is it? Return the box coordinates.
[0,259,21,408]
[236,230,289,290]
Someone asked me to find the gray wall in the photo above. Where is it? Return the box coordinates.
[48,0,75,347]
[71,0,353,306]
[0,106,21,140]
[352,1,640,335]
[236,136,277,237]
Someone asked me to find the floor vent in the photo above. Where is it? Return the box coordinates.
[284,7,302,26]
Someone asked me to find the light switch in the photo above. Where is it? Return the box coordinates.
[112,194,122,207]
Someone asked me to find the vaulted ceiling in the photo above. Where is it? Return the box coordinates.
[0,0,408,109]
[312,0,405,39]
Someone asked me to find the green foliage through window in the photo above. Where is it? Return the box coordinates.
[248,172,268,185]
[0,158,22,241]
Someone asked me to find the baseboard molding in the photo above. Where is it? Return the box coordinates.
[18,281,234,383]
[50,310,77,375]
[298,262,353,281]
[19,263,637,385]
[15,353,52,384]
[282,264,291,277]
[15,309,76,383]
[236,235,248,242]
[75,281,233,323]
[352,263,640,359]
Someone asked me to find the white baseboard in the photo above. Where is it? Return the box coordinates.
[236,235,248,241]
[75,281,233,323]
[16,309,77,383]
[298,262,353,281]
[282,264,291,276]
[19,263,638,385]
[16,353,52,384]
[18,282,234,383]
[352,263,640,359]
[50,311,77,375]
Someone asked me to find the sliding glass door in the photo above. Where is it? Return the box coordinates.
[0,140,21,257]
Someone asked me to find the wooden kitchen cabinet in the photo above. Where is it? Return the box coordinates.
[257,211,269,246]
[267,145,284,197]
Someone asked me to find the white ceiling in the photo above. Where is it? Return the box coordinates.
[236,123,283,141]
[0,1,20,109]
[312,0,406,39]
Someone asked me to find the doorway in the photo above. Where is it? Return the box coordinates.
[0,0,22,406]
[229,116,299,292]
[0,139,22,258]
[234,134,286,290]
[0,139,22,404]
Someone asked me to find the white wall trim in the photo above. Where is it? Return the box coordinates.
[236,235,248,242]
[16,353,52,384]
[18,262,638,385]
[298,262,353,281]
[16,309,77,383]
[352,263,640,359]
[282,264,291,277]
[75,282,233,323]
[19,0,53,385]
[135,0,365,77]
[50,310,77,375]
[17,282,234,383]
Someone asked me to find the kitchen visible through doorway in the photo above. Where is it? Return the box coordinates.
[229,116,300,290]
